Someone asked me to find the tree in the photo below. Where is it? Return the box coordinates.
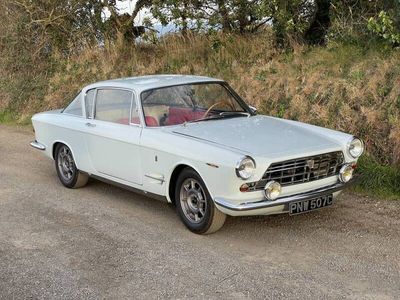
[305,0,331,44]
[151,0,269,33]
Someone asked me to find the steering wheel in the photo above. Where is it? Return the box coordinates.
[203,101,235,118]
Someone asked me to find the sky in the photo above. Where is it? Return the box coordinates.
[116,0,150,24]
[113,0,177,34]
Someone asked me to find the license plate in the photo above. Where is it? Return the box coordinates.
[289,194,333,215]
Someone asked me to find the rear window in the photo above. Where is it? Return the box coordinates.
[63,92,83,116]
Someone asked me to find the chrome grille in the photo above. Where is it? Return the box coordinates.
[253,151,344,190]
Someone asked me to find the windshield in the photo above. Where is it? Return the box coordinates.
[141,82,250,127]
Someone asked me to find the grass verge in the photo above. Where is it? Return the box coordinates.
[0,110,31,126]
[354,155,400,200]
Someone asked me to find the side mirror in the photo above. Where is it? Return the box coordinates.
[249,105,258,114]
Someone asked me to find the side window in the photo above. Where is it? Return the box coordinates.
[63,92,83,116]
[85,89,96,119]
[95,89,132,125]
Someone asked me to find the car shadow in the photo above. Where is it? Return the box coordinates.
[84,177,346,239]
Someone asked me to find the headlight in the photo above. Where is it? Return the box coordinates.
[264,181,281,200]
[339,164,354,183]
[235,156,256,180]
[348,137,364,158]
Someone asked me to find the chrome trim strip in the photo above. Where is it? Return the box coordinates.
[214,181,351,212]
[144,174,165,183]
[206,163,219,168]
[30,140,46,150]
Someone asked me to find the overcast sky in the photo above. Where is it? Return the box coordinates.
[116,0,151,24]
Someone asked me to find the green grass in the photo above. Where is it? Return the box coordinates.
[0,110,18,124]
[354,155,400,200]
[0,110,31,126]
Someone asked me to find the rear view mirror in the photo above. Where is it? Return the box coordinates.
[249,105,258,114]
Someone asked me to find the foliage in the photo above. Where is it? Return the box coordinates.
[368,11,400,46]
[328,0,400,43]
[151,0,268,33]
[355,155,400,199]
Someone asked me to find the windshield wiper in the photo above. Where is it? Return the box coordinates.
[219,111,250,117]
[184,112,249,125]
[185,115,226,124]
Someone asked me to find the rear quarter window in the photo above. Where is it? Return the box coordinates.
[63,92,83,116]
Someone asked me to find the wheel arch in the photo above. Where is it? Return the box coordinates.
[167,162,212,205]
[52,140,78,167]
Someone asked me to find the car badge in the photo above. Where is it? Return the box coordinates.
[306,159,315,169]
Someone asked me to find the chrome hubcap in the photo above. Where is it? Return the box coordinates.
[180,178,207,223]
[57,146,75,181]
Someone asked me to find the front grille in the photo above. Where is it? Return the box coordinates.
[253,151,344,190]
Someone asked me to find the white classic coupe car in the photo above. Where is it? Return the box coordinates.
[31,75,364,234]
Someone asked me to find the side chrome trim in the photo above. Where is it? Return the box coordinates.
[145,173,165,184]
[30,140,46,150]
[214,181,353,212]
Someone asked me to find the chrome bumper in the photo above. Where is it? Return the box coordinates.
[30,140,46,150]
[214,181,350,213]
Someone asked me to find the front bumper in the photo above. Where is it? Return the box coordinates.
[30,140,46,150]
[214,181,351,216]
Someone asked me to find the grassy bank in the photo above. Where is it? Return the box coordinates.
[1,32,399,199]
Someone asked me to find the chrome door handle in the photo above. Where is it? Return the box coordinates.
[85,122,96,127]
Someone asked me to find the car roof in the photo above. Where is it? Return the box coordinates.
[83,75,224,93]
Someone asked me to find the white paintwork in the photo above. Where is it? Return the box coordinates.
[31,75,359,217]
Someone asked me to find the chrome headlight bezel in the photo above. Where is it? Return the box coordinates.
[264,181,282,200]
[347,137,364,158]
[339,164,354,183]
[235,156,256,180]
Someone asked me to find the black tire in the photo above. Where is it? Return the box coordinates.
[55,143,89,189]
[175,168,226,234]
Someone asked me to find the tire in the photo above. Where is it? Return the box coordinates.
[55,143,89,189]
[175,168,226,234]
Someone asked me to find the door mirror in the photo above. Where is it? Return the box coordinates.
[249,105,258,114]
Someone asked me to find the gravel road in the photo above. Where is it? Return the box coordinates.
[0,125,399,299]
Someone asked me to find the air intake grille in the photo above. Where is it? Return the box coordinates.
[254,151,344,190]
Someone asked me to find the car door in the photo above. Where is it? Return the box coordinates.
[84,87,143,185]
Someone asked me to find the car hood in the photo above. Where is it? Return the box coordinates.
[170,115,343,159]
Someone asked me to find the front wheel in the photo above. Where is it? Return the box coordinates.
[175,168,226,234]
[55,144,89,189]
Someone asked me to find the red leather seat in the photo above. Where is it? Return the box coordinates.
[166,107,203,125]
[145,116,159,127]
[117,116,159,127]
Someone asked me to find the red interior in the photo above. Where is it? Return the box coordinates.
[144,116,158,127]
[115,107,204,127]
[116,117,158,126]
[165,107,204,126]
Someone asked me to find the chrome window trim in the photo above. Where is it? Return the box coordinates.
[129,91,141,127]
[84,88,97,119]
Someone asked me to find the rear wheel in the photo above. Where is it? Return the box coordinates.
[55,144,89,188]
[175,168,226,234]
